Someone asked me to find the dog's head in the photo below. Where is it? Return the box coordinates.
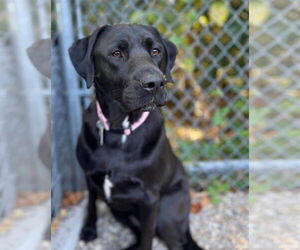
[69,24,177,112]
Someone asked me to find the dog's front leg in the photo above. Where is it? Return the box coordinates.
[139,194,158,250]
[80,180,98,241]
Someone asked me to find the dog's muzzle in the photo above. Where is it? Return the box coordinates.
[140,72,167,110]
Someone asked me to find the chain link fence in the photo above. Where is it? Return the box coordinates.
[50,0,249,214]
[249,2,300,247]
[76,0,249,162]
[250,0,300,190]
[250,0,299,159]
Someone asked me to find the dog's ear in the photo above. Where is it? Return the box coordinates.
[68,26,108,88]
[27,38,51,79]
[162,38,177,83]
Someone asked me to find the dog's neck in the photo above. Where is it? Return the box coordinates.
[95,90,143,130]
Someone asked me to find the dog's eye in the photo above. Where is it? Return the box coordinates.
[112,50,122,58]
[151,48,160,56]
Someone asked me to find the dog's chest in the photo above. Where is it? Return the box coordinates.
[101,172,146,204]
[103,174,114,200]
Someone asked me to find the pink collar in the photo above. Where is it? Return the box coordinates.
[96,101,150,136]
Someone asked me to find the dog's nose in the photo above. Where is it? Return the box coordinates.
[142,79,165,91]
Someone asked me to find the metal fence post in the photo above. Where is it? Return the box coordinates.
[55,0,85,189]
[5,0,49,190]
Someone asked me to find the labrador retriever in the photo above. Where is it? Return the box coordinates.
[69,24,203,250]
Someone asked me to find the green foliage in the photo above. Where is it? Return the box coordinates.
[250,180,271,193]
[177,140,201,162]
[201,142,219,159]
[251,88,300,158]
[250,171,300,196]
[212,107,230,126]
[249,107,269,126]
[207,179,231,205]
[188,169,248,199]
[209,1,229,26]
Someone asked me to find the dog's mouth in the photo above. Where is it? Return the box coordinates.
[124,91,166,112]
[140,95,166,111]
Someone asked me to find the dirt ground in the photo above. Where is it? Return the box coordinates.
[76,192,248,250]
[250,191,300,250]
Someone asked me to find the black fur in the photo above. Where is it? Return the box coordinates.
[69,24,204,250]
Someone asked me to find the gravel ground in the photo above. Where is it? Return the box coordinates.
[0,200,50,250]
[250,191,300,250]
[76,192,248,250]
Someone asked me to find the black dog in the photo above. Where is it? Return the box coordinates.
[69,24,203,250]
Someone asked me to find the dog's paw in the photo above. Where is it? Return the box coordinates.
[80,225,98,242]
